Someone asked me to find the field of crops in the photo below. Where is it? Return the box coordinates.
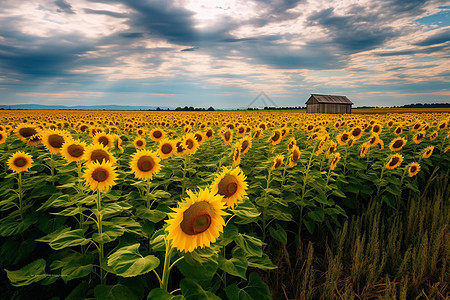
[0,110,449,299]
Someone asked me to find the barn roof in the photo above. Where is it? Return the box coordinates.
[306,94,353,105]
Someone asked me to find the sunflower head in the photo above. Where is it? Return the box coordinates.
[83,143,117,165]
[408,162,420,177]
[220,129,233,145]
[41,129,69,154]
[174,140,186,156]
[268,129,282,145]
[422,146,434,159]
[194,132,205,144]
[61,139,86,163]
[211,167,248,208]
[337,132,350,145]
[15,124,38,143]
[394,126,403,135]
[0,131,7,144]
[367,134,380,147]
[253,129,262,139]
[130,150,161,180]
[184,133,200,155]
[84,160,117,192]
[413,131,426,144]
[232,144,241,167]
[149,128,165,142]
[360,142,369,158]
[240,137,252,155]
[8,151,33,173]
[166,187,227,253]
[429,131,438,141]
[326,141,337,157]
[287,137,297,151]
[289,146,301,167]
[389,137,407,152]
[271,155,284,171]
[351,126,363,140]
[205,128,214,139]
[133,137,147,149]
[386,154,403,169]
[158,139,175,159]
[93,133,114,148]
[330,152,341,170]
[372,124,382,134]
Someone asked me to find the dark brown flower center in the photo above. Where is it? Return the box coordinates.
[274,159,282,169]
[206,130,213,138]
[307,125,313,131]
[98,136,109,147]
[271,131,280,141]
[410,166,417,172]
[224,131,231,141]
[92,167,108,182]
[292,151,300,161]
[352,128,361,136]
[241,140,249,152]
[136,140,144,147]
[153,130,162,138]
[14,157,27,167]
[80,125,88,132]
[137,156,154,172]
[329,146,335,154]
[91,149,110,163]
[395,127,402,134]
[48,134,64,149]
[341,134,349,141]
[68,144,84,157]
[180,201,213,235]
[238,127,244,133]
[392,140,404,149]
[176,142,184,153]
[186,139,194,149]
[417,134,423,140]
[413,124,420,130]
[218,175,238,198]
[373,125,380,133]
[161,143,172,154]
[194,133,203,142]
[389,157,400,166]
[19,127,37,138]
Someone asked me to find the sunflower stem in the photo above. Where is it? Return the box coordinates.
[280,163,288,190]
[96,189,106,285]
[376,167,386,197]
[262,169,272,243]
[161,239,174,292]
[146,180,151,209]
[181,155,190,198]
[50,154,55,185]
[18,172,23,221]
[396,165,409,211]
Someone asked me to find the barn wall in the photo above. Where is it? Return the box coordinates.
[306,102,352,114]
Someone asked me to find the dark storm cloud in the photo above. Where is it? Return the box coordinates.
[55,0,75,14]
[250,0,304,27]
[83,8,127,18]
[414,28,450,46]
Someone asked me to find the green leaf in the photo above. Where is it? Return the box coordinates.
[150,229,166,252]
[231,198,261,224]
[303,218,315,234]
[224,272,271,300]
[307,208,325,223]
[246,253,277,270]
[218,223,238,246]
[148,288,185,300]
[107,244,160,277]
[331,189,346,198]
[269,223,287,243]
[48,229,90,250]
[180,278,221,300]
[177,249,218,281]
[385,184,401,195]
[235,234,264,257]
[5,258,47,287]
[218,248,248,280]
[94,284,139,300]
[136,207,167,223]
[92,225,126,244]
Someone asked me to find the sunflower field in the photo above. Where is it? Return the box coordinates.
[0,110,449,299]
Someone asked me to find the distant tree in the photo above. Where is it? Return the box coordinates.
[188,106,194,111]
[207,106,215,111]
[156,107,161,111]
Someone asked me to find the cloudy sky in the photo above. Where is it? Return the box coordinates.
[0,0,449,108]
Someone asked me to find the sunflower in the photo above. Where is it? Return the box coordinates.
[253,129,262,139]
[15,124,38,143]
[149,128,165,142]
[360,142,369,158]
[78,124,89,133]
[184,133,199,155]
[347,137,355,148]
[408,162,420,177]
[240,137,252,155]
[411,122,422,132]
[394,126,403,136]
[130,150,161,180]
[211,167,248,208]
[0,131,7,144]
[232,145,241,167]
[61,139,86,163]
[114,136,124,153]
[372,124,382,135]
[330,152,341,170]
[89,127,104,137]
[93,133,114,148]
[287,137,296,151]
[444,146,450,154]
[158,139,175,159]
[84,160,117,192]
[389,137,407,152]
[438,120,448,130]
[83,143,117,165]
[220,128,233,145]
[133,137,147,149]
[289,146,301,167]
[336,132,350,146]
[413,131,426,144]
[194,132,205,144]
[350,126,363,140]
[7,151,33,173]
[28,133,43,146]
[271,155,284,171]
[429,131,438,141]
[136,128,147,136]
[268,129,282,145]
[41,129,69,154]
[165,188,227,253]
[326,141,337,157]
[205,127,214,139]
[422,146,434,159]
[174,140,186,156]
[367,134,380,147]
[385,154,403,169]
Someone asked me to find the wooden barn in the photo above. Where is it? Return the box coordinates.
[306,94,353,114]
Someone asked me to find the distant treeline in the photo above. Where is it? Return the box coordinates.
[356,103,450,109]
[247,106,306,110]
[173,106,215,111]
